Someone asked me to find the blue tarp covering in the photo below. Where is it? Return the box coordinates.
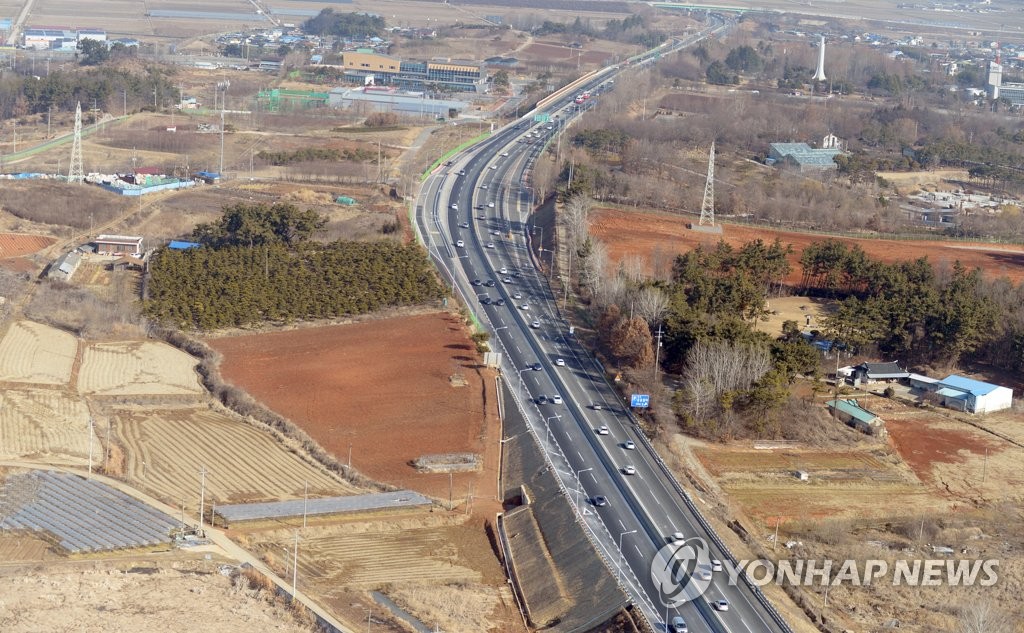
[168,241,201,250]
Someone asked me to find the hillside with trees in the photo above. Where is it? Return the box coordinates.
[144,203,444,329]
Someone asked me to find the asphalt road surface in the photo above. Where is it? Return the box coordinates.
[415,18,794,633]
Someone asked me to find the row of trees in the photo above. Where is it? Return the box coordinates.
[145,204,443,329]
[301,10,386,39]
[0,66,178,120]
[800,239,1017,369]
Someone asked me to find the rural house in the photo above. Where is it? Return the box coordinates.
[94,235,144,257]
[826,399,887,437]
[935,375,1013,414]
[853,361,909,385]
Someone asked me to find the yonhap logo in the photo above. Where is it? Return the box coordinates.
[651,537,713,607]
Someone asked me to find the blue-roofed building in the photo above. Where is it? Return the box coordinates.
[936,375,1013,414]
[768,142,843,172]
[168,240,201,250]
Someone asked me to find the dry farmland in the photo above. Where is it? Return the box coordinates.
[0,320,78,385]
[208,311,502,504]
[77,341,204,396]
[114,407,360,505]
[692,441,942,523]
[590,208,1024,285]
[0,234,55,259]
[0,558,317,633]
[248,513,522,632]
[0,389,91,462]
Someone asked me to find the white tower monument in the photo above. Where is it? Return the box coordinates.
[812,35,827,83]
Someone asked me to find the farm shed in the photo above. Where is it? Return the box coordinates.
[94,235,143,257]
[826,399,887,437]
[908,373,940,392]
[48,251,82,281]
[936,375,1013,414]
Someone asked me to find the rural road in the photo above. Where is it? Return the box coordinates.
[415,16,796,633]
[0,459,356,633]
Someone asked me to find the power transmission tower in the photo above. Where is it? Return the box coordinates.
[698,141,715,227]
[68,101,84,184]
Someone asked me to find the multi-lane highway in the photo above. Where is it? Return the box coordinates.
[414,19,794,633]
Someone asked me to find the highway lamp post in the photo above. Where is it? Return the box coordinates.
[617,529,638,582]
[574,467,593,512]
[545,414,561,445]
[302,479,308,529]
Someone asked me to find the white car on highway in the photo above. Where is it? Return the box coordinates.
[597,425,609,435]
[455,240,464,247]
[487,202,495,208]
[622,465,636,475]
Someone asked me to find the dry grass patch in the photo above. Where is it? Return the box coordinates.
[387,582,504,633]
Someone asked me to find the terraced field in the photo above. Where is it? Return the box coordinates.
[114,408,359,505]
[78,341,204,395]
[0,390,91,461]
[0,233,55,259]
[0,321,78,385]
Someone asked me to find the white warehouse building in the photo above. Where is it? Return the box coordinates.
[936,375,1013,414]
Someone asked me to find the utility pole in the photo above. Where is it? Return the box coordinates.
[654,323,663,384]
[198,465,207,528]
[87,417,94,477]
[219,109,225,177]
[302,480,308,529]
[292,530,299,598]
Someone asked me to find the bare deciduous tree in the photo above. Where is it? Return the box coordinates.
[957,600,1012,633]
[681,340,772,424]
[633,285,669,326]
[562,193,591,254]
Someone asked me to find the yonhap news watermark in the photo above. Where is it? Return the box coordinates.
[651,537,999,607]
[726,557,1000,588]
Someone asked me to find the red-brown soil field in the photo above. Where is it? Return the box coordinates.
[590,208,1024,285]
[208,312,501,506]
[0,233,55,259]
[885,417,999,484]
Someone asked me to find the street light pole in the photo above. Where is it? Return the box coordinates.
[617,529,638,582]
[574,467,593,511]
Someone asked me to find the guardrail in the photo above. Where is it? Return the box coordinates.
[623,417,796,633]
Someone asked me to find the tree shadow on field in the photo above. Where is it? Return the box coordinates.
[446,343,473,350]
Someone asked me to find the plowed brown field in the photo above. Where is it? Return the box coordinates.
[208,312,501,504]
[0,234,54,259]
[590,208,1024,284]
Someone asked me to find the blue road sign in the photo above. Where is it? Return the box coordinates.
[630,394,650,408]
